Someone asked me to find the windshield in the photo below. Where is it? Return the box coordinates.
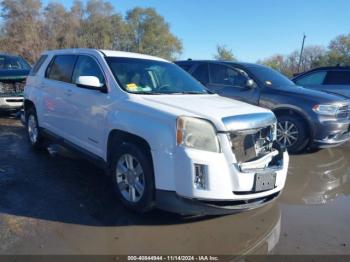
[248,65,295,87]
[106,57,210,94]
[0,55,31,70]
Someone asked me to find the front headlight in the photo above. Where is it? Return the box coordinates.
[312,104,340,116]
[176,116,220,153]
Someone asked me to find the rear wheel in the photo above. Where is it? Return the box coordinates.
[276,115,309,153]
[110,142,155,213]
[26,108,46,150]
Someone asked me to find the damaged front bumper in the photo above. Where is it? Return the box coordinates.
[154,111,289,216]
[0,81,25,111]
[156,189,280,216]
[161,140,288,215]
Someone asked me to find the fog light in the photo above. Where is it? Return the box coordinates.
[194,164,208,190]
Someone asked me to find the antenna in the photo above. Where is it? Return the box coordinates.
[297,34,306,73]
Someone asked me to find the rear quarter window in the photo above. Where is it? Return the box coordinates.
[46,55,77,83]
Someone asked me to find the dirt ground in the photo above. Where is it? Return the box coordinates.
[0,115,350,255]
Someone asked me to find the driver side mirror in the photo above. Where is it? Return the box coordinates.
[246,79,256,88]
[76,76,107,93]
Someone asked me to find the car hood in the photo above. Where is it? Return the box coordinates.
[320,89,350,99]
[272,85,347,103]
[138,94,275,131]
[0,69,30,82]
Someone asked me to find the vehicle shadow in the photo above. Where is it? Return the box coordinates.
[0,118,220,227]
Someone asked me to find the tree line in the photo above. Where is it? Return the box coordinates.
[257,33,350,77]
[1,0,349,75]
[214,34,350,77]
[0,0,183,63]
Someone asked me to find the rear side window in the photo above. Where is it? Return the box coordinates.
[324,71,350,85]
[192,63,209,85]
[46,55,77,83]
[29,55,48,76]
[295,71,326,86]
[177,64,192,72]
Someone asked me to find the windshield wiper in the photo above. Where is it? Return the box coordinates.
[167,91,210,95]
[129,91,163,95]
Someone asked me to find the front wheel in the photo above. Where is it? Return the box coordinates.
[110,142,155,213]
[276,115,309,154]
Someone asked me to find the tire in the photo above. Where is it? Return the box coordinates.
[276,115,309,154]
[26,108,46,150]
[110,142,155,213]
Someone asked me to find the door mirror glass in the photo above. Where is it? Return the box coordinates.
[246,79,256,88]
[76,76,104,89]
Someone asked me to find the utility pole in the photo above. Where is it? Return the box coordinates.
[297,34,306,73]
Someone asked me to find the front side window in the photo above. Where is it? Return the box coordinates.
[0,55,31,70]
[295,71,327,86]
[324,71,350,85]
[106,57,210,94]
[72,56,105,85]
[247,65,295,87]
[46,55,77,83]
[209,63,247,87]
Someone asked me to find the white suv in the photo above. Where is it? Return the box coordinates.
[23,49,289,215]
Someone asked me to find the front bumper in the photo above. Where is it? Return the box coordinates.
[154,140,289,215]
[312,117,350,148]
[0,96,23,111]
[156,190,280,216]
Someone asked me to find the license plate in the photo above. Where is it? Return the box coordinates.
[254,172,276,192]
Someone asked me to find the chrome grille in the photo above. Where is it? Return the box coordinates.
[337,105,350,119]
[0,82,25,97]
[229,125,275,163]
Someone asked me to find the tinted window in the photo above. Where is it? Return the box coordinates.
[0,55,31,70]
[192,64,209,84]
[177,64,192,72]
[209,63,247,87]
[46,55,77,83]
[106,57,210,94]
[72,56,105,85]
[29,55,48,76]
[295,71,327,86]
[247,65,295,87]
[324,71,350,85]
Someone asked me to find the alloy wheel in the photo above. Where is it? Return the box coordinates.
[116,154,145,203]
[27,114,39,144]
[277,120,299,148]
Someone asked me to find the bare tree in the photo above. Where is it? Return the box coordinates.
[214,45,236,61]
[0,0,45,63]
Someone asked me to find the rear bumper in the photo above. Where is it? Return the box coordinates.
[156,190,280,216]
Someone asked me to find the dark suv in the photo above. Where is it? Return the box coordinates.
[292,66,350,98]
[0,53,31,112]
[175,60,350,153]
